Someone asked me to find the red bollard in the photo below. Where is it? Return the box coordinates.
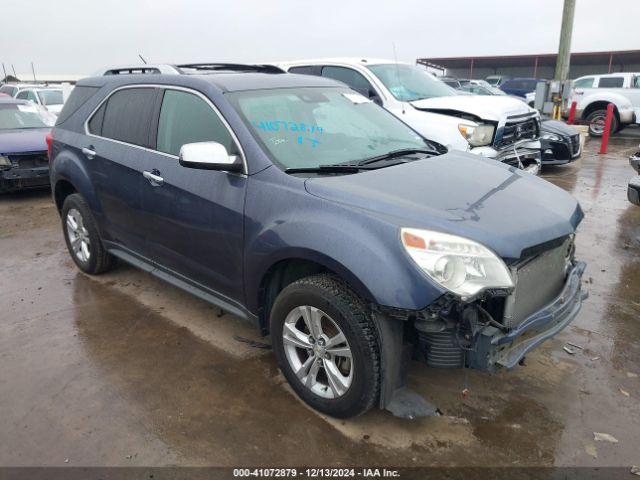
[567,101,577,125]
[599,103,615,155]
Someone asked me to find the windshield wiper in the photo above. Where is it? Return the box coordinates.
[354,148,439,166]
[285,165,362,174]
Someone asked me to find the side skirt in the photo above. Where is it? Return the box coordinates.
[106,244,259,327]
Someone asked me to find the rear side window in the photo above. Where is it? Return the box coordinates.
[156,89,238,157]
[289,66,315,75]
[321,66,375,97]
[598,77,624,88]
[0,85,17,96]
[100,88,158,148]
[56,86,99,125]
[573,77,594,88]
[16,90,30,100]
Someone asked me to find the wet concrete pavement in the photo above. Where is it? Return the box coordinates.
[1,138,639,467]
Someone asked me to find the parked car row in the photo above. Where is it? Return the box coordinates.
[0,82,68,116]
[446,71,640,137]
[43,61,588,418]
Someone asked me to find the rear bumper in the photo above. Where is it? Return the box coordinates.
[469,261,587,371]
[0,165,50,191]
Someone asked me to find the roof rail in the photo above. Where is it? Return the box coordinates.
[95,64,181,76]
[175,63,285,74]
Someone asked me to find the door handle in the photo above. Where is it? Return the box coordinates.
[143,170,164,186]
[82,146,96,159]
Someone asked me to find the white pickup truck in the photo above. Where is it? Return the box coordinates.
[567,72,640,136]
[277,58,542,174]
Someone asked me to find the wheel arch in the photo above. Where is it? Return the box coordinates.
[583,100,621,122]
[50,148,103,217]
[255,253,376,334]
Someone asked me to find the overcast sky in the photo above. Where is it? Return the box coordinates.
[1,0,638,77]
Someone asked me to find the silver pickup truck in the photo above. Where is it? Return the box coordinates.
[567,72,640,137]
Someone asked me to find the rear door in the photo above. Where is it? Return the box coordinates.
[85,86,162,256]
[139,88,247,303]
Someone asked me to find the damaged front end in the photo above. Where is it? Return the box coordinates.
[409,236,587,373]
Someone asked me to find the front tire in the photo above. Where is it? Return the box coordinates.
[270,274,380,418]
[586,109,618,137]
[62,193,116,275]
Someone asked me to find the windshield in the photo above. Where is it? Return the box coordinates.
[0,103,50,130]
[228,87,431,170]
[37,90,63,106]
[367,64,458,102]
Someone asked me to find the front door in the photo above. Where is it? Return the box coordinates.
[140,88,246,305]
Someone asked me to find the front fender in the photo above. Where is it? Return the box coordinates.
[243,169,444,315]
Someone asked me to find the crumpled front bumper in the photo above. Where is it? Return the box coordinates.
[469,261,587,372]
[472,140,542,175]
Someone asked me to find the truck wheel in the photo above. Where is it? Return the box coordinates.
[586,109,618,137]
[270,274,380,418]
[62,193,116,275]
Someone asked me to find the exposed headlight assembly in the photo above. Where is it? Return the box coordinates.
[458,123,495,147]
[401,228,514,298]
[541,133,562,141]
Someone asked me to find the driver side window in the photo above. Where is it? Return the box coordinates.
[573,77,594,88]
[321,66,378,99]
[156,89,239,157]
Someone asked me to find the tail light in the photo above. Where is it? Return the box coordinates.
[45,132,53,160]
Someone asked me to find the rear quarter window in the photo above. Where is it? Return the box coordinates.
[56,86,100,125]
[598,77,624,88]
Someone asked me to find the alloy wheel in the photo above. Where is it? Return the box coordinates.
[66,208,91,263]
[282,305,353,399]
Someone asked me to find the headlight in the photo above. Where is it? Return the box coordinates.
[458,123,495,147]
[0,155,11,166]
[541,133,562,141]
[401,228,514,298]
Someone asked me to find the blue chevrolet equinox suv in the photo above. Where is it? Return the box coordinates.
[49,63,587,418]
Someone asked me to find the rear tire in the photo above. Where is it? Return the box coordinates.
[270,274,380,418]
[62,193,116,275]
[586,109,618,137]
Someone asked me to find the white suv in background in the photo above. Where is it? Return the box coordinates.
[14,87,65,115]
[568,72,640,136]
[277,58,542,174]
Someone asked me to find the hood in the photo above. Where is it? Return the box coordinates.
[541,119,578,137]
[0,128,49,155]
[410,95,533,122]
[305,152,582,260]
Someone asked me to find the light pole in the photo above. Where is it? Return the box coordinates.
[554,0,576,81]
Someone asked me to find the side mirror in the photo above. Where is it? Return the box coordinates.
[179,142,243,172]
